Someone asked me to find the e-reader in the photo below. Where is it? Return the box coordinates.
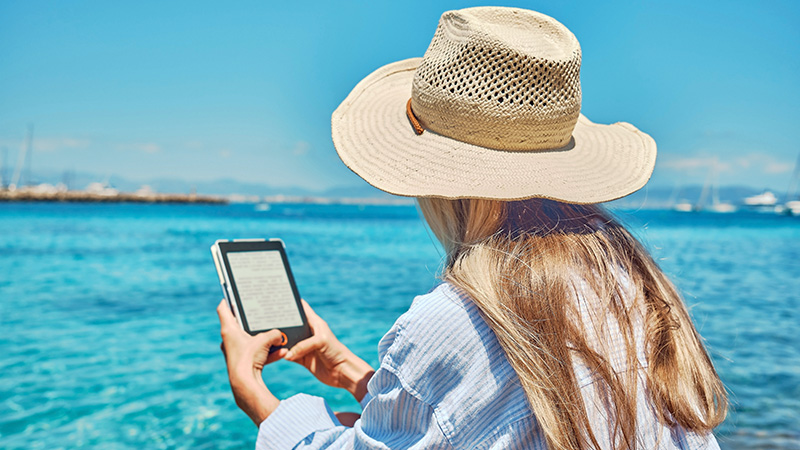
[211,239,312,348]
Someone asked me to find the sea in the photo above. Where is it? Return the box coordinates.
[0,202,798,450]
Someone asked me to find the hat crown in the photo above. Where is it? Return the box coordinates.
[411,7,582,151]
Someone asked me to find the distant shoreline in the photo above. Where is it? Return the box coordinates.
[3,190,793,213]
[0,189,227,204]
[0,189,417,206]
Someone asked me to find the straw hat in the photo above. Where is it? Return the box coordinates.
[332,7,656,203]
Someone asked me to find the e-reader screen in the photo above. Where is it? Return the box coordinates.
[226,250,304,331]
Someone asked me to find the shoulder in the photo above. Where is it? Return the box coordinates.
[376,282,475,357]
[376,283,536,447]
[404,282,477,333]
[380,282,493,371]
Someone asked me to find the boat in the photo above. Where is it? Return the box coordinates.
[706,202,737,213]
[785,200,800,216]
[135,185,156,197]
[85,181,119,197]
[7,125,33,191]
[740,190,779,213]
[695,159,736,213]
[669,179,696,212]
[743,190,777,207]
[781,154,800,216]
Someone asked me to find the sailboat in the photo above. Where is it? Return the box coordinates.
[783,154,800,216]
[696,158,736,213]
[670,178,695,212]
[673,201,694,212]
[8,125,33,191]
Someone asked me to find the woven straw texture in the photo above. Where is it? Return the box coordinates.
[332,7,656,203]
[413,8,581,151]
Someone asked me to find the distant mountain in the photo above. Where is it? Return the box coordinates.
[142,177,318,197]
[17,169,312,197]
[22,169,783,206]
[321,183,394,199]
[609,185,780,209]
[23,169,389,199]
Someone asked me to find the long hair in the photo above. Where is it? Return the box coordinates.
[417,197,727,450]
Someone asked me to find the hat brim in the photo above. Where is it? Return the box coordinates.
[332,58,656,204]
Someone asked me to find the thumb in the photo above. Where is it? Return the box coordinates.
[249,330,286,368]
[285,335,323,362]
[217,299,237,329]
[254,329,285,349]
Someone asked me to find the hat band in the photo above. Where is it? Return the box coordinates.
[409,93,580,152]
[406,99,425,136]
[407,94,580,152]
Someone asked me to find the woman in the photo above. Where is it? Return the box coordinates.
[218,7,727,449]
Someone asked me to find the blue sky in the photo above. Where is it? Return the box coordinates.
[1,0,798,192]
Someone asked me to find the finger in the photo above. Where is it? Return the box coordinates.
[301,299,318,319]
[300,300,328,333]
[253,329,287,349]
[285,335,323,361]
[216,299,236,328]
[267,348,288,365]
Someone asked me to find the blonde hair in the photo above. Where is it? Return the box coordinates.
[417,197,726,450]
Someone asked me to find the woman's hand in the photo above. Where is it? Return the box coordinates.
[217,299,284,426]
[284,301,375,402]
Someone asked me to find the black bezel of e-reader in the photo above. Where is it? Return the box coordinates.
[216,239,311,347]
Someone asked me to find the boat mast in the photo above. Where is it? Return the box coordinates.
[24,124,33,186]
[696,158,716,210]
[784,153,800,202]
[667,176,683,207]
[9,124,33,191]
[0,146,7,189]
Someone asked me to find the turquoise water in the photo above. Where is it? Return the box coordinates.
[0,203,798,449]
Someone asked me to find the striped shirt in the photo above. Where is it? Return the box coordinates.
[256,283,719,449]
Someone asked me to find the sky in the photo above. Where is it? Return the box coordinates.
[0,0,798,193]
